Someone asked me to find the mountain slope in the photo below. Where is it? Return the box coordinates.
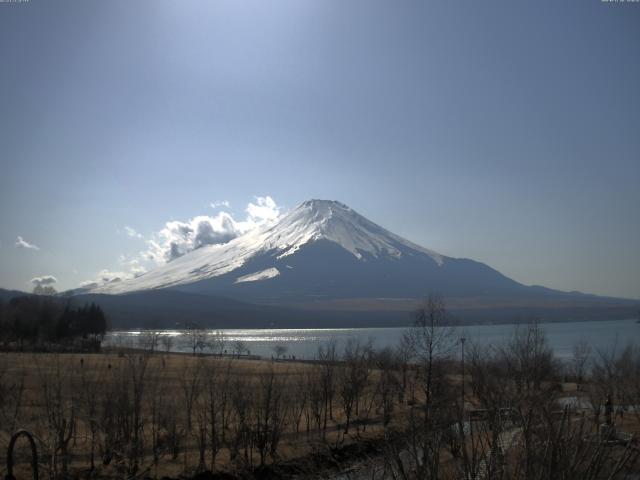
[88,200,625,309]
[90,200,519,298]
[93,200,447,294]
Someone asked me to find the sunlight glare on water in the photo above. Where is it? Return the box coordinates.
[103,319,639,360]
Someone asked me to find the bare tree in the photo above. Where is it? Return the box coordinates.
[76,357,105,472]
[317,338,338,437]
[305,366,324,436]
[338,338,371,433]
[395,334,413,403]
[138,330,160,352]
[497,321,556,394]
[385,294,457,479]
[0,356,25,438]
[184,325,209,356]
[617,345,640,424]
[590,344,640,427]
[228,376,251,464]
[289,368,308,434]
[202,357,225,471]
[36,356,77,478]
[179,357,204,470]
[207,330,226,356]
[147,357,170,473]
[253,366,290,466]
[126,352,149,473]
[194,381,209,473]
[374,347,400,430]
[231,339,248,358]
[272,344,288,360]
[160,334,174,353]
[405,294,456,420]
[587,345,619,426]
[571,339,591,389]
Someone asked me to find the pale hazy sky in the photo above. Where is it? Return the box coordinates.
[1,0,639,299]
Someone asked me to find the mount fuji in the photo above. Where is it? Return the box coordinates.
[87,200,592,303]
[69,200,637,327]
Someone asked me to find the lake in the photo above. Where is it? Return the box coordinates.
[104,318,639,360]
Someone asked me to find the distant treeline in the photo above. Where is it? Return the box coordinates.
[0,295,107,350]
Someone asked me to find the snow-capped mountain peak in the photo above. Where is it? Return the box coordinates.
[268,199,443,263]
[91,200,446,294]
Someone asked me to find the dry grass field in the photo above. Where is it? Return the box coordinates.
[0,350,398,479]
[1,321,639,479]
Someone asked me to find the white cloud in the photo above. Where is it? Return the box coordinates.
[79,265,146,289]
[31,275,58,295]
[15,236,39,250]
[31,275,57,286]
[118,255,147,277]
[124,226,143,239]
[211,200,231,209]
[97,269,132,284]
[146,195,282,263]
[144,212,244,262]
[82,195,283,289]
[246,196,280,222]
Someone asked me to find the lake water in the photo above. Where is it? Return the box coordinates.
[104,318,639,360]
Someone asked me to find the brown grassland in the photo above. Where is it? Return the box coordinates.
[1,350,399,479]
[1,305,639,479]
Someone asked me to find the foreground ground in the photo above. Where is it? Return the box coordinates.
[1,350,401,479]
[1,337,639,479]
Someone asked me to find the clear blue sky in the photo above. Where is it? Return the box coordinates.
[1,0,638,298]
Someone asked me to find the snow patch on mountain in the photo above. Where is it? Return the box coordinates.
[235,267,280,284]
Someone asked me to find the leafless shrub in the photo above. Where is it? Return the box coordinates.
[305,365,324,436]
[339,338,373,434]
[571,340,591,387]
[588,343,640,428]
[179,357,204,471]
[232,339,248,358]
[395,335,413,404]
[228,375,251,465]
[382,294,458,479]
[207,330,226,356]
[289,368,308,435]
[35,356,77,478]
[374,347,401,430]
[160,334,174,353]
[201,358,230,470]
[138,331,161,353]
[0,355,25,441]
[96,353,150,475]
[76,357,105,472]
[496,321,558,394]
[0,312,636,479]
[317,338,338,437]
[184,325,209,356]
[272,344,288,359]
[253,366,290,466]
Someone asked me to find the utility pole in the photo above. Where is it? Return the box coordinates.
[460,337,466,409]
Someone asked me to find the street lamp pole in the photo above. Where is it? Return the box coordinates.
[460,337,466,409]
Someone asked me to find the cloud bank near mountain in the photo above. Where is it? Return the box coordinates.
[82,196,282,288]
[31,275,57,286]
[31,275,57,295]
[145,196,281,263]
